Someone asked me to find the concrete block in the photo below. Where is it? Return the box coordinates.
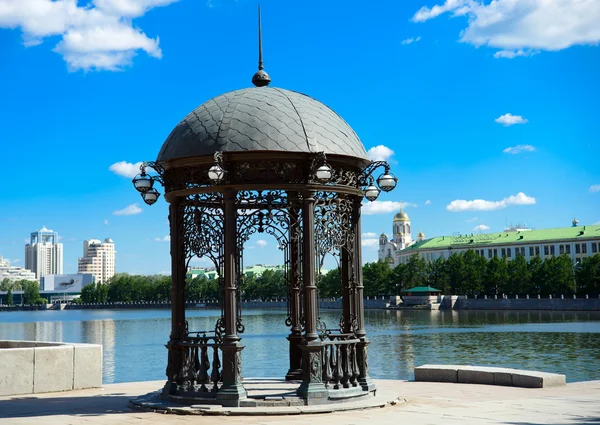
[34,346,74,393]
[492,368,515,386]
[414,364,463,383]
[512,371,566,388]
[73,344,102,390]
[458,367,495,385]
[0,348,34,396]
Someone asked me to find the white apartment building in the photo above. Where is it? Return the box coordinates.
[0,255,37,282]
[25,227,63,280]
[77,238,116,284]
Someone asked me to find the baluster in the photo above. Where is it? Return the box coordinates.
[210,346,221,392]
[342,344,352,388]
[334,344,343,389]
[179,345,194,391]
[323,344,333,388]
[350,343,359,387]
[198,344,210,392]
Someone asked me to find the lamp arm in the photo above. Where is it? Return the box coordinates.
[359,161,390,186]
[139,161,165,186]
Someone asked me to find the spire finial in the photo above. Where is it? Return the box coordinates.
[252,4,271,87]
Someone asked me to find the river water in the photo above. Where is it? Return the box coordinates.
[0,309,598,384]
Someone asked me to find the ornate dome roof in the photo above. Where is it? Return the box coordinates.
[157,87,369,162]
[393,210,410,222]
[417,231,425,238]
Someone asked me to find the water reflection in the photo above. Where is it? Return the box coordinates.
[0,309,598,384]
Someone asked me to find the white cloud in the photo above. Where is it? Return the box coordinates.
[361,239,379,249]
[12,259,21,264]
[503,144,536,154]
[446,192,536,212]
[495,113,528,126]
[401,36,421,45]
[256,240,268,248]
[367,145,394,161]
[113,203,143,216]
[465,217,478,223]
[109,161,143,178]
[473,224,490,232]
[589,185,600,193]
[493,49,536,59]
[0,0,178,71]
[362,232,378,238]
[362,201,415,215]
[104,219,109,225]
[424,200,431,205]
[412,0,600,57]
[154,235,170,242]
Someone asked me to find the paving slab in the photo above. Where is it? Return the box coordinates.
[0,379,599,425]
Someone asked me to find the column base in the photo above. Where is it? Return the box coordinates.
[358,377,377,393]
[296,340,328,404]
[216,384,247,407]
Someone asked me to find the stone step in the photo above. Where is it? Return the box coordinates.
[414,364,566,388]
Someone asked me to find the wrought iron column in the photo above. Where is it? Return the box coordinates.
[341,247,351,333]
[286,193,303,380]
[353,196,376,392]
[297,190,327,401]
[217,190,247,406]
[163,200,186,395]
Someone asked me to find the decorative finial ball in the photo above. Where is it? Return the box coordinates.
[252,69,271,87]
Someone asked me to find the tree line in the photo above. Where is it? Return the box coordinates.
[8,250,598,305]
[354,251,600,297]
[0,278,47,305]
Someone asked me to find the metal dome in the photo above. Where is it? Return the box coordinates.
[393,210,410,222]
[157,87,369,162]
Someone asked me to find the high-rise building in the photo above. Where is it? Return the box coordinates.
[77,238,116,284]
[25,226,63,280]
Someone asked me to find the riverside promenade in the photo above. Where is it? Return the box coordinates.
[1,379,599,424]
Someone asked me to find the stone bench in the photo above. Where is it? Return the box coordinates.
[0,340,102,396]
[414,364,566,388]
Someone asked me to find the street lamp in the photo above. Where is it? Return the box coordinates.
[131,162,164,206]
[208,152,226,184]
[364,182,380,201]
[142,187,160,205]
[360,161,398,202]
[376,173,397,192]
[132,171,153,193]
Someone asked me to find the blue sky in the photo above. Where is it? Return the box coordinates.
[0,0,599,274]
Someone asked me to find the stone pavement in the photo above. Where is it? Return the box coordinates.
[0,379,599,425]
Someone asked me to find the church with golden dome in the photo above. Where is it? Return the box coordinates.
[378,208,426,267]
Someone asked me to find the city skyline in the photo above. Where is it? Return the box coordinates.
[0,0,598,275]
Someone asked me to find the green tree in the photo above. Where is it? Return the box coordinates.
[446,253,466,294]
[22,280,41,305]
[319,268,341,298]
[484,256,508,295]
[80,284,97,303]
[403,254,428,289]
[425,258,450,294]
[528,255,544,295]
[462,250,486,296]
[362,261,392,296]
[507,254,531,294]
[7,288,14,306]
[389,263,406,295]
[0,278,11,291]
[543,255,575,295]
[575,254,600,294]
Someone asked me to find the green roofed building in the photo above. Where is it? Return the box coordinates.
[379,216,600,267]
[187,264,329,280]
